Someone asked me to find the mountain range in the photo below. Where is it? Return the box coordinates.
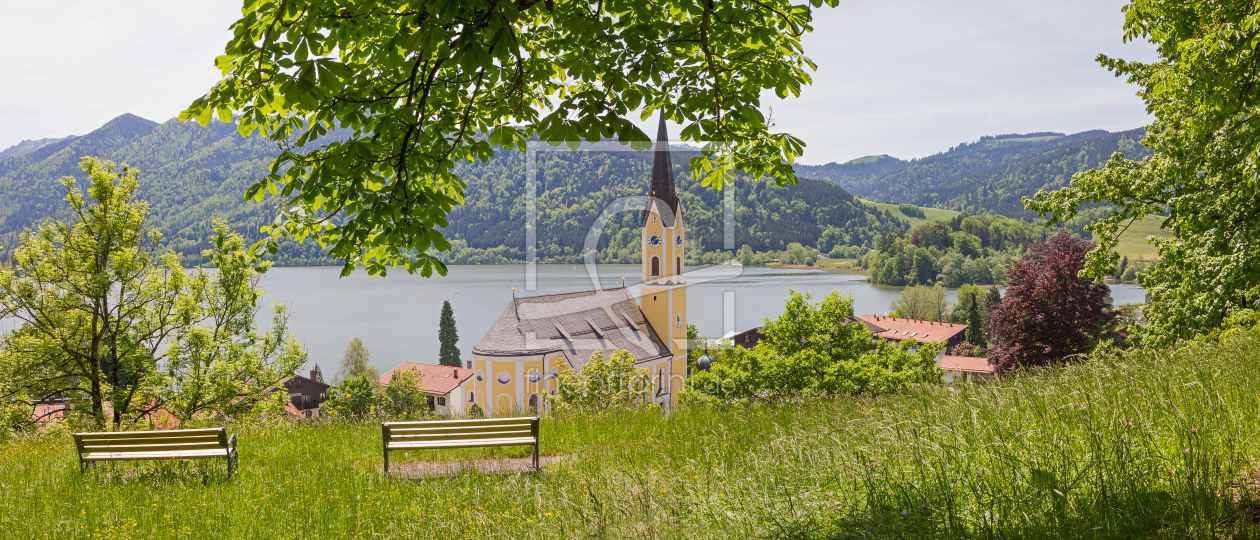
[0,115,909,265]
[794,128,1151,219]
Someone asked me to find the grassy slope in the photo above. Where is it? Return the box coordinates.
[1115,214,1174,258]
[858,198,962,228]
[5,331,1260,539]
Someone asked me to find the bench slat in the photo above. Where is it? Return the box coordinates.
[387,437,537,450]
[383,418,536,429]
[388,427,536,435]
[74,428,224,440]
[81,442,228,453]
[83,449,231,461]
[76,435,223,446]
[390,429,534,441]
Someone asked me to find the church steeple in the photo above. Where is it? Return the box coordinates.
[643,110,679,226]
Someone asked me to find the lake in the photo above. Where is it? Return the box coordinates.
[255,264,1150,375]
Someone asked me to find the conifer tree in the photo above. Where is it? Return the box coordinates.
[965,292,986,348]
[438,301,461,367]
[312,364,324,384]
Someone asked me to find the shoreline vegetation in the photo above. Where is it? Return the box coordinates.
[3,329,1259,538]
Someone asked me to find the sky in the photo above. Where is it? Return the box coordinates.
[0,0,1158,165]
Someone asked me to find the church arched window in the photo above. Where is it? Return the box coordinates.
[651,256,660,277]
[676,257,681,275]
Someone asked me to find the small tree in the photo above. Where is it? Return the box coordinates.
[438,300,461,367]
[989,233,1117,370]
[552,350,651,410]
[324,374,381,419]
[335,337,378,383]
[0,158,304,430]
[382,368,428,418]
[738,245,754,266]
[890,284,948,321]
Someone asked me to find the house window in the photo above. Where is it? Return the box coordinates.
[528,393,540,412]
[651,256,660,277]
[468,390,475,403]
[437,397,446,406]
[426,396,435,410]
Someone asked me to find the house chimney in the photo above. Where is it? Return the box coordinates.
[310,369,317,380]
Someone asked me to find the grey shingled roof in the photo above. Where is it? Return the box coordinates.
[472,288,673,369]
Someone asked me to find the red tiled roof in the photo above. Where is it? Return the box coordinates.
[378,362,474,395]
[937,355,995,374]
[858,315,967,343]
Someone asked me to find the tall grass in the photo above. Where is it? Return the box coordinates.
[4,330,1260,539]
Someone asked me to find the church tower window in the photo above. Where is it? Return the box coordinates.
[651,256,660,277]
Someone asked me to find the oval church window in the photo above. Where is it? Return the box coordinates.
[496,372,512,385]
[527,370,541,383]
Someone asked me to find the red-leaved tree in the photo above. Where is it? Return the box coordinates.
[989,232,1117,370]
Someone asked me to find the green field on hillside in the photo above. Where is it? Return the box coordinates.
[1114,214,1174,258]
[4,330,1260,539]
[858,198,962,228]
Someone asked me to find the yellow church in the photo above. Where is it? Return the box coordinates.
[467,113,688,416]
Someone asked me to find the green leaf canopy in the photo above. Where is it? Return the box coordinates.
[185,0,836,276]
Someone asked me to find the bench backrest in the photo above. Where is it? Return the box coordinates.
[73,428,228,455]
[382,417,539,445]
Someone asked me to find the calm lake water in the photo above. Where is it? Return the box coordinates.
[255,264,1150,375]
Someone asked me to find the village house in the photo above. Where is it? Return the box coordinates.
[857,315,969,353]
[377,362,475,416]
[936,355,997,383]
[281,369,331,419]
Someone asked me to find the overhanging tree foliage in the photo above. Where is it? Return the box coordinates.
[184,0,837,276]
[1026,1,1260,343]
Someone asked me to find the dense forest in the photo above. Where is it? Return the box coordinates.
[441,145,909,264]
[794,130,1144,209]
[860,214,1051,286]
[911,128,1152,218]
[0,115,910,266]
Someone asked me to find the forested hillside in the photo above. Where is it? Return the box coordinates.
[443,146,908,264]
[0,115,910,266]
[0,114,331,266]
[793,154,909,195]
[911,128,1151,218]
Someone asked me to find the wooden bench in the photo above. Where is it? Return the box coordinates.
[381,417,540,476]
[72,428,238,476]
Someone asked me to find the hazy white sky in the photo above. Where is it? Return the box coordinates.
[0,0,1156,165]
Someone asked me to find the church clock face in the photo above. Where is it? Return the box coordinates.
[648,233,662,248]
[675,234,683,247]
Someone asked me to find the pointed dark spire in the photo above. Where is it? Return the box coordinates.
[643,110,679,226]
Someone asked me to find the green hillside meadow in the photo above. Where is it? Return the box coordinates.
[4,330,1260,539]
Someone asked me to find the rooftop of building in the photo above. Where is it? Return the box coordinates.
[857,315,967,343]
[378,362,475,395]
[472,287,672,369]
[936,355,995,374]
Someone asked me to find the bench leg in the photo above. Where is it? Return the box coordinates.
[383,450,389,477]
[533,443,539,471]
[227,453,233,477]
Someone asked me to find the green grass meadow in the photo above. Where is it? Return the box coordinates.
[5,330,1260,539]
[858,199,962,228]
[1114,214,1173,258]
